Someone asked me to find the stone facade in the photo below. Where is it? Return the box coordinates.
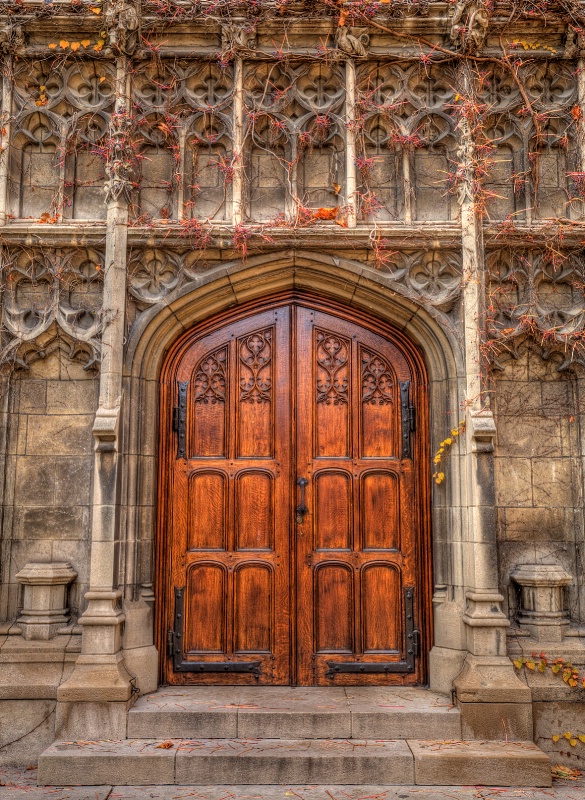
[0,0,584,772]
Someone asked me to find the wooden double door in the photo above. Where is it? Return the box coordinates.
[159,298,429,685]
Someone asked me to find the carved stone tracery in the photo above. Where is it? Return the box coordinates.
[1,247,104,369]
[486,248,585,367]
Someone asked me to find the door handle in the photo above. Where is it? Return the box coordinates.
[296,477,309,524]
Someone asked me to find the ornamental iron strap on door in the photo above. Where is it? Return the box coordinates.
[326,587,419,677]
[170,587,262,675]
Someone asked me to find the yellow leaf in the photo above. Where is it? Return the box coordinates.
[48,43,57,49]
[578,735,585,743]
[451,429,459,436]
[513,659,524,670]
[552,735,561,742]
[81,39,91,48]
[70,42,81,52]
[570,739,577,747]
[526,660,535,671]
[60,40,69,49]
[435,472,445,485]
[444,437,452,446]
[563,732,573,740]
[537,660,546,672]
[90,6,101,13]
[93,40,104,52]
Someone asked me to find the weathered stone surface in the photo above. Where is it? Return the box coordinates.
[37,739,176,786]
[128,687,240,739]
[175,738,414,785]
[7,768,585,800]
[346,687,461,740]
[0,700,56,767]
[409,740,551,787]
[459,701,533,740]
[236,688,350,739]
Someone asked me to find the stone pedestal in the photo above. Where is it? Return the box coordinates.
[511,564,572,643]
[16,563,77,641]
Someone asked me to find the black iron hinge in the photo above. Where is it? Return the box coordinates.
[400,380,415,459]
[174,381,188,459]
[166,628,174,658]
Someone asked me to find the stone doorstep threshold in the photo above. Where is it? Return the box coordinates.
[36,739,552,788]
[127,686,462,740]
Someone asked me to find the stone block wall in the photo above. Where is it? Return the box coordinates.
[0,352,98,626]
[493,347,585,625]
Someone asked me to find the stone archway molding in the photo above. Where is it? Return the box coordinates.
[56,250,531,742]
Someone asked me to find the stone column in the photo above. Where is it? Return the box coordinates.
[345,58,357,229]
[451,65,532,740]
[0,53,13,226]
[56,56,134,740]
[232,56,244,225]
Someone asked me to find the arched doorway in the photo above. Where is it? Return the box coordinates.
[157,292,431,686]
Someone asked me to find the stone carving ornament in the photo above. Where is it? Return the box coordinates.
[105,0,140,56]
[335,26,370,57]
[104,107,134,204]
[449,0,491,54]
[378,249,462,313]
[0,20,25,56]
[1,248,104,369]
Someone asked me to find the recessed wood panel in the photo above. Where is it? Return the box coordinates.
[315,564,353,653]
[237,328,273,458]
[236,471,273,550]
[234,564,272,653]
[361,347,395,458]
[185,564,226,652]
[315,471,352,550]
[192,346,228,457]
[361,565,400,653]
[361,471,400,550]
[315,329,350,457]
[188,471,226,550]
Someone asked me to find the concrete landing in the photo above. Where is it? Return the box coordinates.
[127,686,461,739]
[37,738,552,787]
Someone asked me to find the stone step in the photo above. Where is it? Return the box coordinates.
[127,686,462,739]
[37,738,552,787]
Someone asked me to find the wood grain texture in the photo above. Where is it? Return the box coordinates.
[157,295,431,686]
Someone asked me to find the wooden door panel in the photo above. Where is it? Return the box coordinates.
[295,306,422,685]
[161,298,427,686]
[166,308,291,684]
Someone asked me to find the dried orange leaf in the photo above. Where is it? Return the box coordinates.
[81,39,91,48]
[70,42,81,51]
[60,40,69,49]
[48,43,57,49]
